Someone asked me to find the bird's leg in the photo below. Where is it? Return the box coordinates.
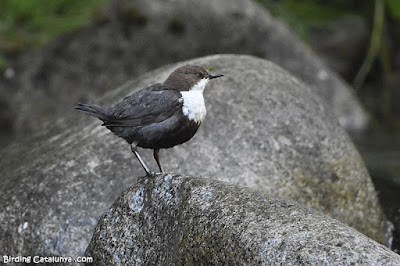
[153,149,163,173]
[130,144,153,176]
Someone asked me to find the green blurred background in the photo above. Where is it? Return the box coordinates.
[0,0,107,70]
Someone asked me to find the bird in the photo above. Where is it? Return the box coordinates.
[75,65,223,175]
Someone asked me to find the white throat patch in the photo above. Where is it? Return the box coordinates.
[180,78,208,123]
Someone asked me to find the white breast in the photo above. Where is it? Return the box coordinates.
[180,78,208,123]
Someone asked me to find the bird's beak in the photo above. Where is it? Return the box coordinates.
[209,73,224,79]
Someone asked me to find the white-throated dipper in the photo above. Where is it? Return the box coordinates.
[75,65,223,175]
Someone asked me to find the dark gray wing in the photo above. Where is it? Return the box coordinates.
[103,84,182,127]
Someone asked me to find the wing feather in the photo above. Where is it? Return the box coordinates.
[102,84,182,127]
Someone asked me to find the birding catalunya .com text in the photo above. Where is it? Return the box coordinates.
[2,255,93,264]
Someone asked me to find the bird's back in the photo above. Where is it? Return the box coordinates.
[95,84,198,148]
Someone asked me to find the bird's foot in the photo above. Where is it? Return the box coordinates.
[145,171,163,177]
[145,171,157,177]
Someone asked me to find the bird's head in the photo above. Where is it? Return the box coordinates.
[164,65,223,91]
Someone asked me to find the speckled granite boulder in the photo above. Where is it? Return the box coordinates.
[0,55,387,258]
[86,174,400,265]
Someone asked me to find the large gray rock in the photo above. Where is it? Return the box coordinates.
[0,55,386,257]
[86,173,400,265]
[0,0,367,146]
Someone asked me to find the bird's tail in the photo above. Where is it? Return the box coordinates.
[75,103,108,121]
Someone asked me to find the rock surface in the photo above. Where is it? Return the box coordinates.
[86,173,400,265]
[0,55,387,257]
[0,0,367,146]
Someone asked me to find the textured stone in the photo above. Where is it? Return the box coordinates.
[0,55,386,257]
[86,173,400,265]
[0,0,367,147]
